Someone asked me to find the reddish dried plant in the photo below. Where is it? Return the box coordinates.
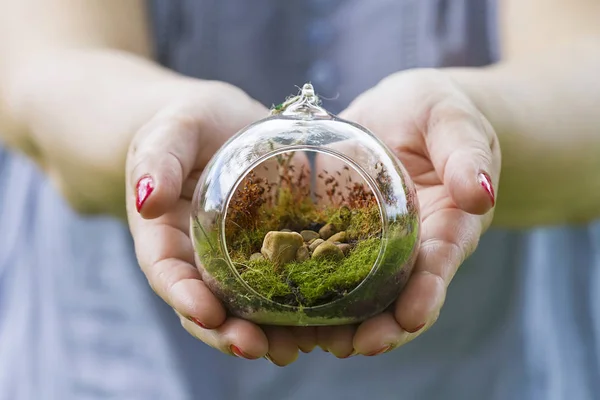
[345,182,377,209]
[226,153,394,237]
[314,166,378,210]
[226,170,267,232]
[227,153,314,233]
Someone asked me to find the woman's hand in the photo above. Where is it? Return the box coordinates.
[126,81,316,366]
[316,69,501,357]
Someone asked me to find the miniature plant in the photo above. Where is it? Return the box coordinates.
[190,84,421,325]
[220,151,412,307]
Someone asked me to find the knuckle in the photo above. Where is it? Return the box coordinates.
[429,99,477,131]
[149,108,199,138]
[142,261,163,295]
[419,238,465,282]
[449,146,492,169]
[168,111,199,133]
[152,259,177,298]
[471,146,493,165]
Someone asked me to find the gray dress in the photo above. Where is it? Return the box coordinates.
[1,1,599,399]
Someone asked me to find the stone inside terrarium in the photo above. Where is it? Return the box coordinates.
[224,150,385,307]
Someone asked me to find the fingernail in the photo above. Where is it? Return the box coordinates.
[264,353,283,366]
[477,172,495,207]
[230,345,257,360]
[187,316,207,329]
[339,349,357,359]
[365,345,392,357]
[405,322,426,334]
[135,175,154,213]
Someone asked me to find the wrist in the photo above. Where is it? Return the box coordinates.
[5,48,177,132]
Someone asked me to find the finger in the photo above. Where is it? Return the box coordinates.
[316,325,356,358]
[423,101,500,215]
[180,313,269,359]
[126,86,268,219]
[127,106,204,219]
[340,76,500,215]
[139,224,227,328]
[289,326,318,354]
[353,313,411,356]
[394,207,485,333]
[262,326,300,367]
[128,199,227,329]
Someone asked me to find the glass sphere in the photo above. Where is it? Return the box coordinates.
[190,84,420,326]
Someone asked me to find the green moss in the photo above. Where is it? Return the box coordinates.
[346,205,382,240]
[285,237,381,306]
[218,150,411,309]
[228,228,269,260]
[236,237,380,307]
[235,257,293,300]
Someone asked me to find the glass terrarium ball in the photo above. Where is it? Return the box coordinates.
[190,84,420,326]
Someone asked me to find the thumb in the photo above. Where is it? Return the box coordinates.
[341,96,500,216]
[127,95,267,219]
[424,103,501,215]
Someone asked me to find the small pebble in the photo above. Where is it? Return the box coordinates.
[327,231,347,243]
[300,230,320,242]
[319,223,337,240]
[261,231,304,267]
[336,243,352,256]
[296,246,310,262]
[250,253,265,261]
[281,228,292,232]
[309,238,324,251]
[312,241,344,261]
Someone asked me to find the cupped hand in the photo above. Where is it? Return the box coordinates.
[317,69,501,357]
[125,80,316,366]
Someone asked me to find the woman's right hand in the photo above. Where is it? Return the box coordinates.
[126,80,316,366]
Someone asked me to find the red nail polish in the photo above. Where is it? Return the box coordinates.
[187,317,207,329]
[230,345,257,360]
[365,345,392,357]
[405,323,426,333]
[135,175,154,212]
[478,172,495,207]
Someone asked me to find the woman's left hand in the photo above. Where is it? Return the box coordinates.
[125,80,317,366]
[316,69,501,358]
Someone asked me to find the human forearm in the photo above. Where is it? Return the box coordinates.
[0,0,178,216]
[446,40,600,227]
[1,49,179,167]
[0,0,154,149]
[0,48,201,217]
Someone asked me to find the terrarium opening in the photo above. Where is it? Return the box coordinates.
[222,149,385,308]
